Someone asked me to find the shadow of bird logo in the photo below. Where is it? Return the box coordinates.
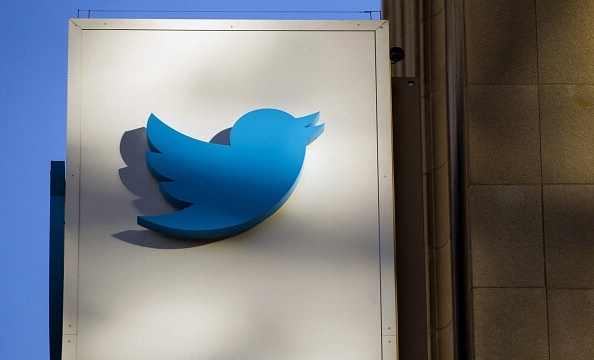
[137,108,324,240]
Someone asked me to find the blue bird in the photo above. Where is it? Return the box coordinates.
[137,108,324,240]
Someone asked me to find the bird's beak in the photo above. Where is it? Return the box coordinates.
[298,112,324,145]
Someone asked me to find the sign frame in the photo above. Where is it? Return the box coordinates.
[64,18,395,359]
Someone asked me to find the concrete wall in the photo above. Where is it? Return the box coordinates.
[385,0,594,358]
[465,1,594,358]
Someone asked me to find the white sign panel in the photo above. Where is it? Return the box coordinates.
[64,19,395,360]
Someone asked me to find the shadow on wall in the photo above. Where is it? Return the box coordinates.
[113,127,215,249]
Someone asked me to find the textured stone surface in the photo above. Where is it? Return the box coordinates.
[548,289,594,360]
[463,1,594,360]
[540,85,594,183]
[544,185,594,288]
[537,0,594,83]
[473,288,549,360]
[470,185,544,287]
[467,85,541,184]
[465,0,538,84]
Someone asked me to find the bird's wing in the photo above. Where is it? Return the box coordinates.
[145,113,232,206]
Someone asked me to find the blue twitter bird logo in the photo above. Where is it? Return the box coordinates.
[137,108,324,240]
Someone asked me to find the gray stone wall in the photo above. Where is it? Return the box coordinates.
[466,0,594,358]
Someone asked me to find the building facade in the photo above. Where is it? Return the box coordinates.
[384,0,594,359]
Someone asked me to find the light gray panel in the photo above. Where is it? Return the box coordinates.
[66,20,394,360]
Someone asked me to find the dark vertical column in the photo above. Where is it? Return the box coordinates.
[49,161,65,360]
[392,77,429,359]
